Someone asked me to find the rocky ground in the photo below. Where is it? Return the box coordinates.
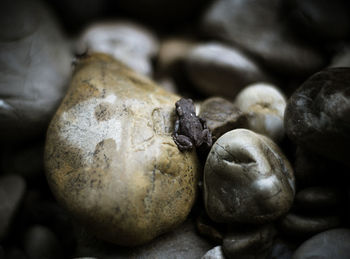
[1,0,350,258]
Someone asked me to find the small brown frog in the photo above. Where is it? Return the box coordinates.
[173,98,212,152]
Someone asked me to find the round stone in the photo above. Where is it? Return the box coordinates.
[201,246,225,259]
[201,0,326,75]
[295,186,342,212]
[185,42,270,98]
[279,213,341,237]
[45,54,200,246]
[75,219,212,258]
[234,83,286,142]
[204,129,295,224]
[284,67,350,167]
[222,224,276,259]
[286,0,350,40]
[293,228,350,259]
[76,21,159,76]
[199,97,246,141]
[0,0,72,143]
[330,46,350,67]
[23,225,63,259]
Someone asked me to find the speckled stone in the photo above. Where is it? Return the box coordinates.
[204,129,295,224]
[293,228,350,259]
[44,53,200,246]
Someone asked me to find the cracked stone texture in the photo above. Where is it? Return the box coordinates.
[0,0,72,143]
[44,53,200,246]
[204,129,295,224]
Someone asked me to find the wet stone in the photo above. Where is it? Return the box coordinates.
[293,228,350,259]
[284,67,350,167]
[199,97,246,141]
[204,129,295,224]
[185,42,270,98]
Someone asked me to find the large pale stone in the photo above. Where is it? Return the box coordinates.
[44,53,200,246]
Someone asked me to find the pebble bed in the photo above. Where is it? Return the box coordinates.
[1,0,350,258]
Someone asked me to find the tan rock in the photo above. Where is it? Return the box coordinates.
[44,53,200,246]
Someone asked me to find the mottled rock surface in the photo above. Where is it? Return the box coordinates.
[45,53,200,246]
[204,129,295,224]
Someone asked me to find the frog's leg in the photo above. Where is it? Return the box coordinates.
[173,134,193,152]
[200,129,212,148]
[199,117,208,129]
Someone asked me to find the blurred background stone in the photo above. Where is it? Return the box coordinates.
[0,174,26,241]
[293,228,350,259]
[0,0,72,143]
[75,219,213,258]
[185,42,271,98]
[22,225,63,259]
[76,20,159,76]
[201,0,327,76]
